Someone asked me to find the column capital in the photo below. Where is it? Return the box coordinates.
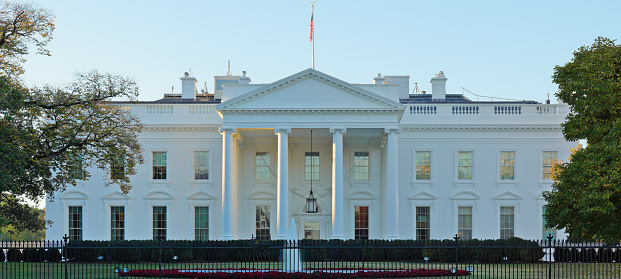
[219,127,236,134]
[274,128,291,134]
[329,128,347,134]
[384,128,402,134]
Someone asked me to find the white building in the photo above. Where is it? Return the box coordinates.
[46,68,574,241]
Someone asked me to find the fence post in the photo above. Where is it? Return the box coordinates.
[361,236,367,272]
[62,234,69,279]
[547,234,553,279]
[157,233,163,279]
[453,234,460,277]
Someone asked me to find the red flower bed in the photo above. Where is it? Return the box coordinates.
[123,268,469,278]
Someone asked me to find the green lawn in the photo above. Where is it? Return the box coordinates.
[1,261,620,278]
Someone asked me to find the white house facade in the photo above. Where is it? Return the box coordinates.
[46,68,575,242]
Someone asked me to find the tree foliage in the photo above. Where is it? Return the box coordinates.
[0,1,143,231]
[0,1,54,80]
[543,37,621,240]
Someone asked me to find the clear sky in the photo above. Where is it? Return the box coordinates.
[18,0,621,104]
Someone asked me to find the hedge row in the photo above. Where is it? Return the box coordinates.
[553,247,621,263]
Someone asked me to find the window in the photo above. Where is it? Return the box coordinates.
[500,151,515,180]
[153,206,167,240]
[355,206,369,240]
[542,151,558,180]
[68,206,83,241]
[500,206,514,239]
[69,152,84,180]
[457,151,473,180]
[194,151,209,180]
[255,152,271,180]
[195,206,209,241]
[305,152,319,181]
[152,152,167,180]
[304,222,320,240]
[354,152,370,181]
[416,151,431,180]
[542,206,556,241]
[110,157,125,179]
[255,205,271,240]
[416,206,430,240]
[110,206,125,241]
[458,207,472,240]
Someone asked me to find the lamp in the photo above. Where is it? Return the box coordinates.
[306,130,318,213]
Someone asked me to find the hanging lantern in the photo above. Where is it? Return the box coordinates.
[306,190,318,213]
[306,129,319,213]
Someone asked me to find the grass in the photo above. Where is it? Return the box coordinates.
[1,261,620,279]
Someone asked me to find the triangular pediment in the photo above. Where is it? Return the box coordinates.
[186,191,216,200]
[408,191,438,200]
[217,69,404,112]
[493,191,523,200]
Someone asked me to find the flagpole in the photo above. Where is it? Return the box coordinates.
[311,2,315,69]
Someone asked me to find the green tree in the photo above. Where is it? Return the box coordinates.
[0,1,54,81]
[0,1,144,231]
[543,37,621,240]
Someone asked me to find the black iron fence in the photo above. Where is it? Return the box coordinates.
[1,235,620,278]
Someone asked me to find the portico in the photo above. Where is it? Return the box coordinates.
[216,69,405,240]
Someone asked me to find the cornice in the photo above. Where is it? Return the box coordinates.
[217,108,404,114]
[143,126,220,131]
[400,126,562,131]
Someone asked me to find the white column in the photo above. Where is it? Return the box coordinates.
[275,128,291,239]
[384,128,401,239]
[330,128,346,239]
[220,127,236,240]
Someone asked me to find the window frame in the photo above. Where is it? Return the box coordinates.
[255,205,272,240]
[457,206,473,240]
[304,151,320,182]
[497,149,519,185]
[255,151,272,181]
[411,149,435,186]
[152,206,167,240]
[352,151,371,182]
[192,150,210,181]
[68,206,83,241]
[354,205,370,240]
[151,151,168,180]
[455,150,474,181]
[541,150,559,182]
[194,206,210,241]
[415,206,431,240]
[499,206,515,240]
[110,206,125,241]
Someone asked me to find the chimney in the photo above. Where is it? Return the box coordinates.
[373,73,385,84]
[238,70,251,84]
[181,72,198,100]
[430,71,447,101]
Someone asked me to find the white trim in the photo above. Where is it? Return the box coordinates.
[451,191,480,239]
[189,148,213,187]
[148,149,170,187]
[453,149,477,187]
[411,148,435,187]
[347,191,376,239]
[539,149,560,185]
[348,150,373,185]
[493,191,522,239]
[248,191,277,239]
[496,149,519,187]
[408,191,438,240]
[253,149,275,185]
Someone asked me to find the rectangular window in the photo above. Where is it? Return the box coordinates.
[542,206,556,241]
[354,152,370,181]
[153,206,167,240]
[500,206,515,239]
[304,222,320,240]
[152,152,167,180]
[195,206,209,241]
[110,156,125,180]
[355,206,369,240]
[457,151,473,180]
[194,151,209,180]
[255,152,271,180]
[305,152,319,181]
[500,151,515,180]
[416,151,431,180]
[416,206,430,240]
[458,206,473,240]
[255,205,271,240]
[110,206,125,241]
[68,206,83,241]
[542,151,558,180]
[69,152,84,180]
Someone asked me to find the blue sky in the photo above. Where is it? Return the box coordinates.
[20,0,621,103]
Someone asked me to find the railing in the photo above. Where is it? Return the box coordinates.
[2,236,620,278]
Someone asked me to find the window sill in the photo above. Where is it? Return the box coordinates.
[453,181,476,187]
[191,181,213,188]
[496,181,518,187]
[411,180,434,187]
